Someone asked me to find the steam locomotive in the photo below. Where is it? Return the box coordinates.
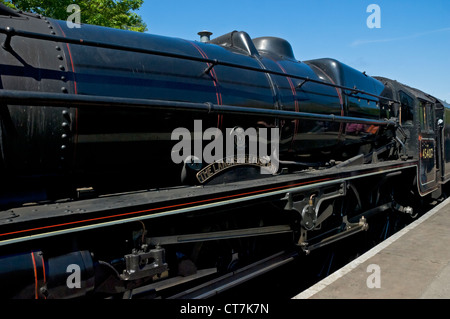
[0,4,449,298]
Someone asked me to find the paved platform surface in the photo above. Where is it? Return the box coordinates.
[293,197,450,299]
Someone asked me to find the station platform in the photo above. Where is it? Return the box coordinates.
[293,196,450,299]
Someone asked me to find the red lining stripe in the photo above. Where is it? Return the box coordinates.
[318,71,345,137]
[41,254,46,283]
[271,60,300,151]
[40,254,47,299]
[188,41,223,129]
[31,252,38,299]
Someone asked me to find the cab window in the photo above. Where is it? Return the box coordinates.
[398,91,414,124]
[419,100,434,132]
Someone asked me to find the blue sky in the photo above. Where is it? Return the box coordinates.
[137,0,450,102]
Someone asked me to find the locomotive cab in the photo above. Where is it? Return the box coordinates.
[376,76,446,196]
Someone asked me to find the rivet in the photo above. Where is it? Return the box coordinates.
[61,145,67,150]
[62,122,69,127]
[61,134,68,139]
[55,46,61,51]
[48,25,53,29]
[61,87,68,93]
[61,76,66,81]
[59,65,65,71]
[62,110,69,116]
[57,55,63,60]
[50,31,55,35]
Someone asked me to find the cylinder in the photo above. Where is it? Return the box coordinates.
[0,250,95,299]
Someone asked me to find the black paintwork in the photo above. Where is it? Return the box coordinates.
[0,9,392,201]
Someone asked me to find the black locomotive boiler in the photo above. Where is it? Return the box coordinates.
[0,4,397,204]
[0,4,449,299]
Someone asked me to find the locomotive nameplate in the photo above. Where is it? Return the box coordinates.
[196,155,277,184]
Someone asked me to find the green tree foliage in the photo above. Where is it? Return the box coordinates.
[0,0,147,32]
